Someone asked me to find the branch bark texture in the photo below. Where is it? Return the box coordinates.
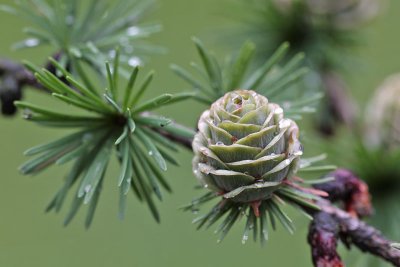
[308,169,400,267]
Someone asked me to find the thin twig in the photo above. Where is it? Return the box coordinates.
[152,126,193,150]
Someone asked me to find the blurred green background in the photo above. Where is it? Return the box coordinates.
[1,0,400,266]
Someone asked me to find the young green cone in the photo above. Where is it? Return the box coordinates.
[192,90,303,203]
[186,88,335,244]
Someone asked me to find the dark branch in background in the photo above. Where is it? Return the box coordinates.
[306,169,400,267]
[0,53,72,116]
[0,59,44,115]
[0,59,39,87]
